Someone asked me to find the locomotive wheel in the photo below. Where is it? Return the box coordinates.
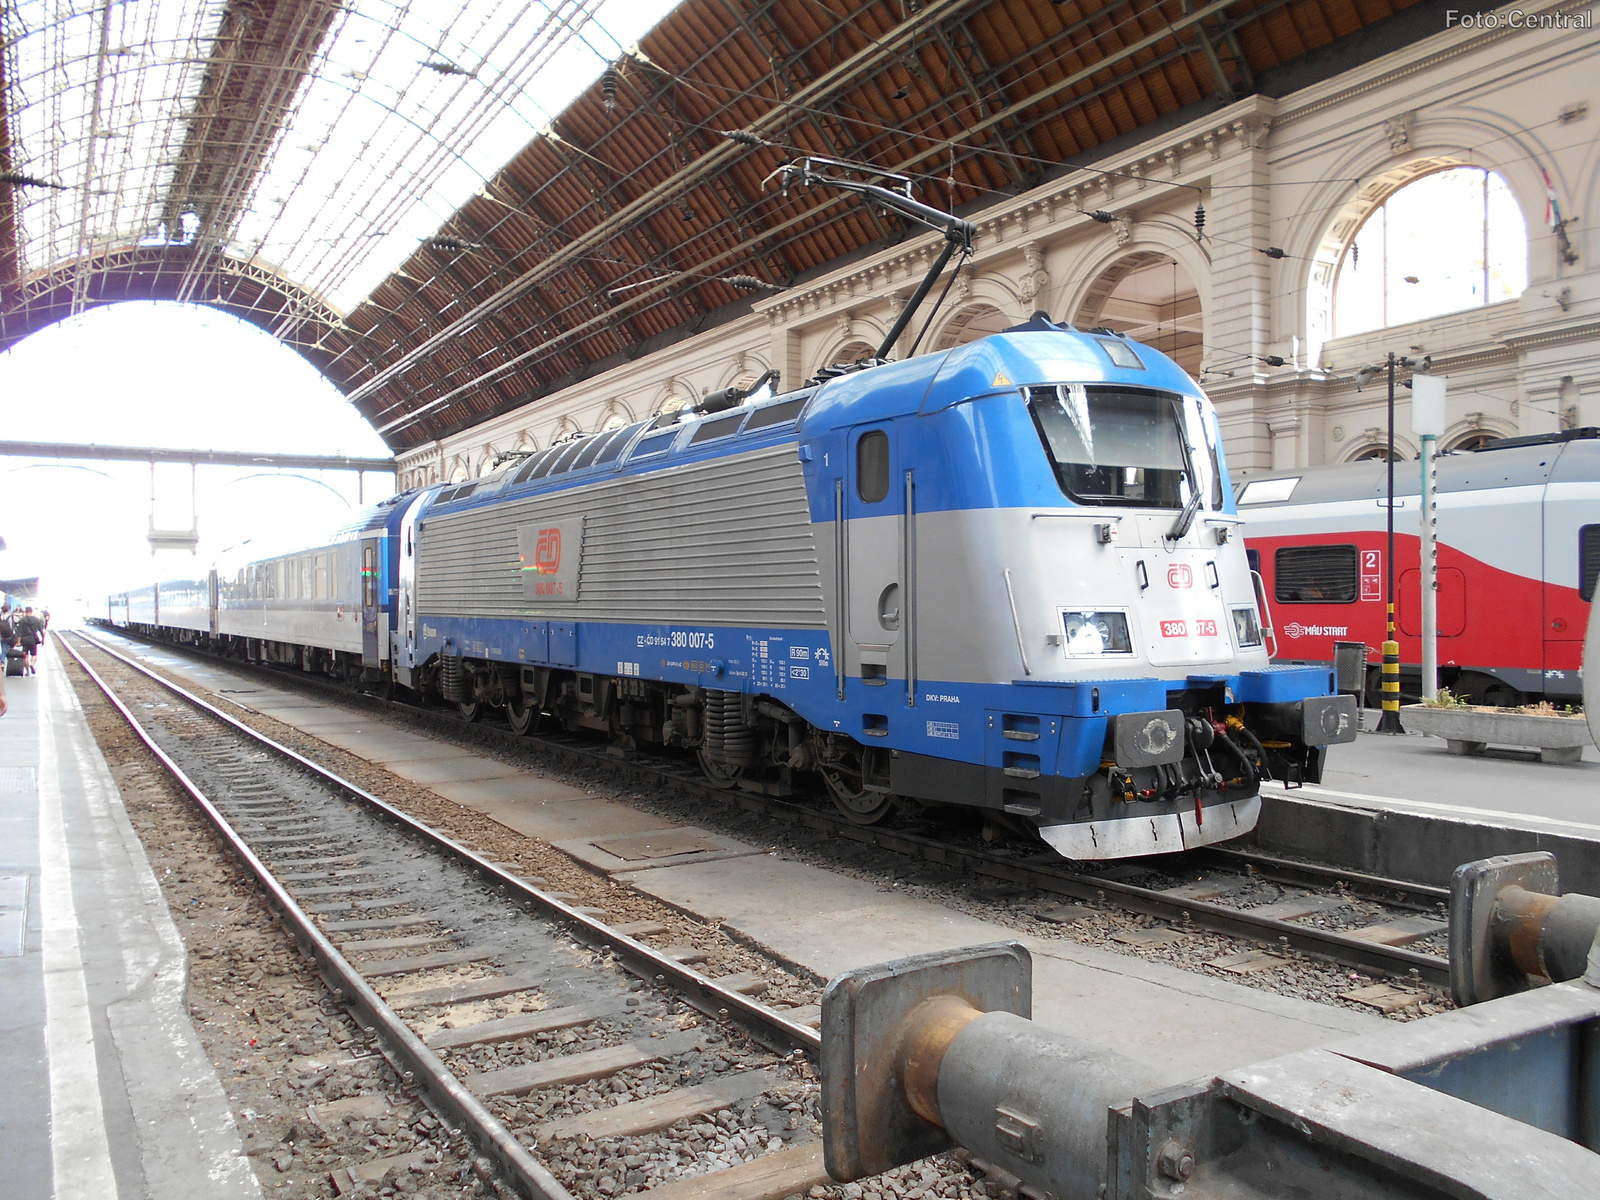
[696,748,744,789]
[822,747,896,825]
[506,696,539,736]
[456,700,483,722]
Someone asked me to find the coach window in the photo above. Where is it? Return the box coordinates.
[1580,525,1600,603]
[857,430,890,503]
[1275,545,1359,603]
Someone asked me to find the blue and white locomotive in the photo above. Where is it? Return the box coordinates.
[110,315,1355,860]
[110,161,1354,860]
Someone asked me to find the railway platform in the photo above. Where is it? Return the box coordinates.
[0,647,259,1199]
[90,630,1393,1086]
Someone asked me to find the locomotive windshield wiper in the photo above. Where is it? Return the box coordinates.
[1167,474,1203,541]
[769,157,976,361]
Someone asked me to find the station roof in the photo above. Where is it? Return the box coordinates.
[1,0,1427,451]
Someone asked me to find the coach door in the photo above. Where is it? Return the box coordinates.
[360,538,382,668]
[1542,454,1594,700]
[394,491,430,688]
[845,425,907,694]
[208,569,220,636]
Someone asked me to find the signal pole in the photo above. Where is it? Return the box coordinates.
[1411,373,1448,701]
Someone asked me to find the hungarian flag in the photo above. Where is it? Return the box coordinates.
[1543,168,1563,229]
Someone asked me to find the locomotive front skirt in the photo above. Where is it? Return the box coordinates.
[110,322,1355,860]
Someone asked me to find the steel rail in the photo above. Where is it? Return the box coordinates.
[88,626,1452,987]
[1205,845,1451,907]
[67,629,820,1058]
[54,631,575,1200]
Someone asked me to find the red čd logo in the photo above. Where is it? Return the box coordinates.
[535,528,562,574]
[1167,563,1193,588]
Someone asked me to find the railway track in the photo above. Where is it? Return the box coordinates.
[59,631,837,1200]
[81,627,1453,997]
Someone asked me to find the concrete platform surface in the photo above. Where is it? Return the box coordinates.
[1260,715,1600,848]
[89,630,1387,1086]
[0,644,259,1198]
[612,845,1381,1082]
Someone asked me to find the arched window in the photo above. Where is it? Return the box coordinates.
[1349,444,1407,462]
[1073,253,1201,375]
[931,304,1010,352]
[1334,167,1527,336]
[1445,430,1495,452]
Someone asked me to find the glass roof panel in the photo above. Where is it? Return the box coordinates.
[5,0,678,314]
[8,0,220,269]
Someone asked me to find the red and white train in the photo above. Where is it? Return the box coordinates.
[1238,428,1598,705]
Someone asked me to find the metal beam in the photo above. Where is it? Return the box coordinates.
[345,0,986,410]
[0,441,395,472]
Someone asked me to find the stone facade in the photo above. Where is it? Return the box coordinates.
[396,1,1600,490]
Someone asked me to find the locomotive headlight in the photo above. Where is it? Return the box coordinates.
[1061,610,1132,656]
[1231,605,1263,648]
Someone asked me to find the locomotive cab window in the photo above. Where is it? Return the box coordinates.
[1028,385,1200,508]
[1274,545,1359,603]
[856,430,890,503]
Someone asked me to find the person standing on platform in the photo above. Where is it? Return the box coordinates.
[17,606,42,675]
[0,606,15,678]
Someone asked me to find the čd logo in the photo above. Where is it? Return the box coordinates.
[535,527,562,574]
[1167,563,1193,589]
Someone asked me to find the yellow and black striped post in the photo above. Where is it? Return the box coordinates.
[1376,352,1406,733]
[1377,602,1405,732]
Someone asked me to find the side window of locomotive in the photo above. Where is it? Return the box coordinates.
[546,440,589,476]
[1580,524,1600,603]
[690,413,744,445]
[1027,386,1188,508]
[856,430,890,503]
[511,453,546,485]
[569,435,610,471]
[744,397,807,431]
[628,428,679,460]
[595,422,646,466]
[1274,545,1359,603]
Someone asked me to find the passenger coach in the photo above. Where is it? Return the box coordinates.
[1239,428,1598,705]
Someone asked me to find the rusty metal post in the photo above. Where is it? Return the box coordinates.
[822,943,1600,1198]
[1451,852,1600,1006]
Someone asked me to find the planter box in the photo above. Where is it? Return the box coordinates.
[1401,704,1594,764]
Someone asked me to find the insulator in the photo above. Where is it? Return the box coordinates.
[1261,246,1286,259]
[1193,202,1206,236]
[724,274,764,290]
[1088,210,1116,223]
[1261,355,1286,367]
[722,129,765,147]
[601,68,619,113]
